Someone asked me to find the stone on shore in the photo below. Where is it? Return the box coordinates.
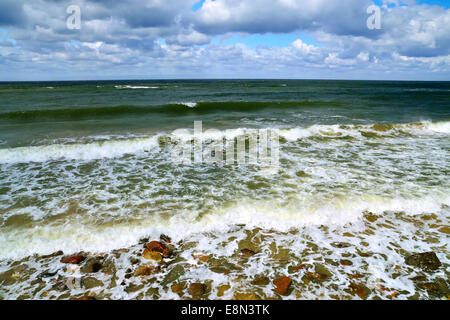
[234,292,261,300]
[81,277,103,289]
[60,255,85,265]
[346,282,370,299]
[146,241,172,258]
[133,265,160,277]
[146,241,166,253]
[143,249,162,262]
[240,249,256,257]
[188,283,206,299]
[315,264,332,277]
[288,264,307,273]
[217,284,231,297]
[80,257,103,273]
[193,254,209,262]
[160,234,172,243]
[171,282,186,296]
[273,276,292,295]
[252,276,270,286]
[405,252,441,271]
[162,264,185,286]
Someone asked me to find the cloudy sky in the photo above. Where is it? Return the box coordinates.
[0,0,449,81]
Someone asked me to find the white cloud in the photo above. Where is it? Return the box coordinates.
[0,0,449,80]
[292,39,316,54]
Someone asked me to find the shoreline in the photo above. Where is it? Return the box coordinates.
[0,212,448,300]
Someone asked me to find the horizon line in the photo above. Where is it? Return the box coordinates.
[1,78,449,83]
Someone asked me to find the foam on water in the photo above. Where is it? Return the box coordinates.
[0,135,160,163]
[1,120,448,164]
[180,102,198,108]
[279,120,450,141]
[0,190,448,260]
[114,85,159,89]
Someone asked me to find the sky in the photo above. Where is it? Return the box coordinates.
[0,0,449,81]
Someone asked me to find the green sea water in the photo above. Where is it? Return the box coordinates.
[0,80,449,147]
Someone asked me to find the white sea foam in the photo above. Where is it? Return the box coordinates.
[114,85,159,89]
[279,120,450,141]
[0,135,160,163]
[0,121,448,164]
[180,102,198,108]
[0,192,448,260]
[428,120,450,133]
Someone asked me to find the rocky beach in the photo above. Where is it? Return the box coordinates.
[1,210,448,300]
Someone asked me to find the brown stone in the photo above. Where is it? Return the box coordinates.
[273,276,292,295]
[418,282,440,291]
[193,254,209,262]
[410,275,427,282]
[234,293,261,300]
[438,226,450,234]
[146,241,171,258]
[289,264,307,273]
[240,249,256,257]
[387,292,399,299]
[60,255,85,265]
[347,283,370,299]
[171,282,186,295]
[252,276,270,286]
[133,265,160,277]
[142,249,162,262]
[188,283,206,298]
[405,252,441,271]
[146,241,166,253]
[160,234,172,243]
[340,260,352,266]
[217,284,231,297]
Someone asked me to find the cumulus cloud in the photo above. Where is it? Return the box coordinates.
[191,0,374,36]
[0,0,449,80]
[292,39,317,54]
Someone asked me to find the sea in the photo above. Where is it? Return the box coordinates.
[0,80,448,299]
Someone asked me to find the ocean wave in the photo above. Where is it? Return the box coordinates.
[0,136,160,163]
[180,102,197,108]
[0,192,448,259]
[0,101,342,121]
[0,120,448,164]
[279,121,450,141]
[114,85,159,89]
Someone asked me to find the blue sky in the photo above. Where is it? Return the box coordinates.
[413,0,449,7]
[0,0,449,81]
[215,33,320,48]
